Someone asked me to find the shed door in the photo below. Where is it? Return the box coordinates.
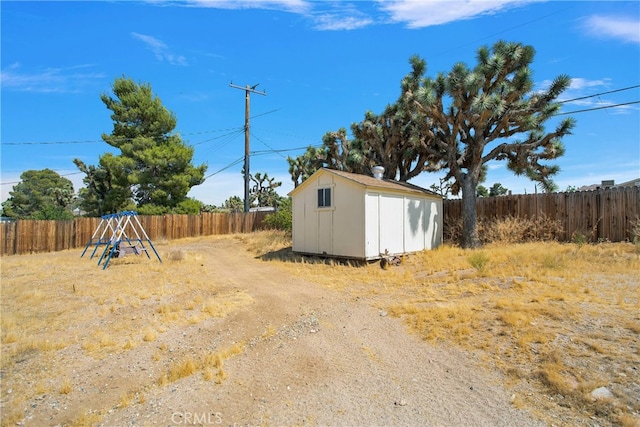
[379,194,404,254]
[365,193,379,258]
[317,210,332,255]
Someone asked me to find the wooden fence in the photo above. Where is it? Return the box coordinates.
[1,187,638,256]
[0,211,269,256]
[444,186,640,242]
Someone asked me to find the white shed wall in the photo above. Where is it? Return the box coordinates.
[364,191,443,258]
[291,171,365,258]
[364,193,379,258]
[404,197,427,253]
[426,198,443,250]
[379,194,405,255]
[404,196,442,252]
[292,182,315,254]
[292,169,443,260]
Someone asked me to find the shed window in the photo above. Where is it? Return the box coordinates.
[317,188,331,208]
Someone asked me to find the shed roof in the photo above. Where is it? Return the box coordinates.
[290,168,442,198]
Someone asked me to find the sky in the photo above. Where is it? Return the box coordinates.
[1,0,639,207]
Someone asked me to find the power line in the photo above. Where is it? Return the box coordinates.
[560,85,640,104]
[556,100,640,116]
[3,84,637,147]
[251,131,289,160]
[2,139,104,146]
[1,171,83,186]
[1,122,261,146]
[193,128,245,157]
[203,157,244,180]
[191,128,243,145]
[181,126,245,137]
[249,108,280,120]
[435,5,575,57]
[201,144,322,182]
[251,146,321,156]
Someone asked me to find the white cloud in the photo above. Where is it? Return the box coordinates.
[376,0,537,28]
[312,13,373,31]
[161,0,535,31]
[131,32,188,66]
[184,0,311,13]
[557,77,611,106]
[566,77,611,92]
[0,64,105,93]
[177,91,211,102]
[583,15,640,44]
[182,0,369,30]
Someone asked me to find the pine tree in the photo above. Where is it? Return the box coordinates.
[75,77,207,214]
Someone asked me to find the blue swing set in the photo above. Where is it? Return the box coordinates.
[80,211,162,269]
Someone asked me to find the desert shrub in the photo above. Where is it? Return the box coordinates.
[527,213,562,241]
[571,229,589,247]
[444,215,563,245]
[263,198,292,232]
[483,216,529,244]
[467,251,489,271]
[443,217,463,244]
[166,249,185,261]
[570,217,602,246]
[484,214,562,243]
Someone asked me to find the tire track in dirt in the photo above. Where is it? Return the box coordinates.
[99,238,543,426]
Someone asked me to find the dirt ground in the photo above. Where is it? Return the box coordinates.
[0,236,549,427]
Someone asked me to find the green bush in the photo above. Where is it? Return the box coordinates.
[467,251,489,271]
[174,198,203,215]
[264,198,292,232]
[134,198,203,216]
[31,204,74,220]
[136,204,168,216]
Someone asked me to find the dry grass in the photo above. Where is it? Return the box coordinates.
[68,410,105,427]
[0,235,252,427]
[234,230,292,258]
[59,378,73,395]
[266,229,640,427]
[158,342,247,386]
[445,214,563,244]
[1,229,637,427]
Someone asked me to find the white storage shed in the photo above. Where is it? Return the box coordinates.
[289,167,443,260]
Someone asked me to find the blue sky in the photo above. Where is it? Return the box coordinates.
[1,0,639,206]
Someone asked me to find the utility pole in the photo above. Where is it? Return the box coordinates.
[229,82,267,213]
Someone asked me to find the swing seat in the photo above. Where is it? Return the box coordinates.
[92,211,162,269]
[117,242,146,257]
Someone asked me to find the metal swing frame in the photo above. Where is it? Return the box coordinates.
[80,213,120,259]
[82,211,162,269]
